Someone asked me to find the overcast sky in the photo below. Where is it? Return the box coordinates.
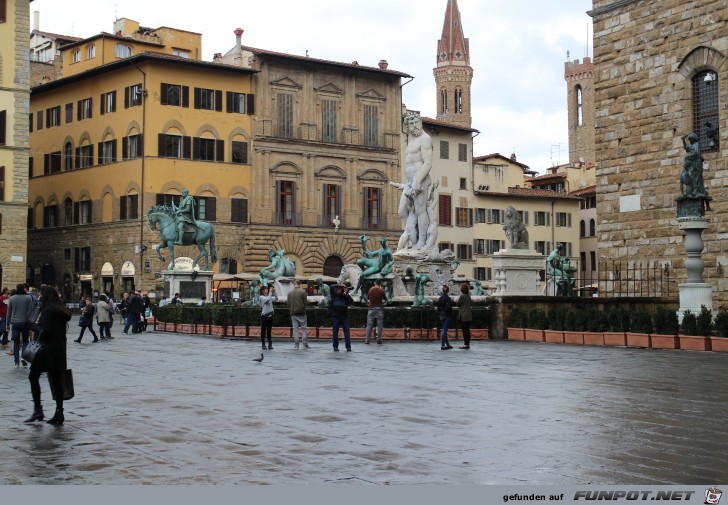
[29,0,593,173]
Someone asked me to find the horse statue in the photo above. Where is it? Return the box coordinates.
[147,205,217,270]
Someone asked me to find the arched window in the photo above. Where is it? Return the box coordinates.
[692,70,719,152]
[441,89,448,114]
[64,142,73,171]
[454,88,463,113]
[576,85,583,127]
[219,258,238,274]
[580,220,586,238]
[64,197,73,226]
[115,44,132,58]
[323,255,344,278]
[589,218,595,237]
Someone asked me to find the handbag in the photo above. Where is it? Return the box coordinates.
[21,339,45,364]
[49,369,74,401]
[78,315,85,327]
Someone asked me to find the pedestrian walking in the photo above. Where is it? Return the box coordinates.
[288,280,309,349]
[25,285,71,425]
[437,285,453,350]
[141,293,152,331]
[259,286,277,350]
[364,279,386,345]
[456,283,472,349]
[330,284,354,352]
[96,294,114,339]
[7,284,33,366]
[125,290,142,334]
[119,292,129,333]
[0,287,10,348]
[75,298,99,343]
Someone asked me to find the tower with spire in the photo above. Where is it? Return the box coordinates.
[434,0,473,128]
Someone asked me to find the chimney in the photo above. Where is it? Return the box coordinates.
[33,11,39,31]
[213,53,222,62]
[378,59,388,70]
[234,27,244,66]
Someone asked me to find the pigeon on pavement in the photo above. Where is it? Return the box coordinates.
[252,353,264,363]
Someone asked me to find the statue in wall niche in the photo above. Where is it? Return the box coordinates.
[678,132,712,213]
[502,206,529,250]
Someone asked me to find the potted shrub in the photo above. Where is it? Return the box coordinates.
[651,306,679,349]
[712,310,728,352]
[563,308,584,345]
[524,308,546,342]
[626,310,652,348]
[581,307,605,346]
[603,306,629,346]
[679,308,711,351]
[507,307,527,340]
[544,307,566,344]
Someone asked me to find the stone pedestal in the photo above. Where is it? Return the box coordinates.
[270,277,295,302]
[677,216,713,321]
[491,249,545,296]
[391,259,454,299]
[163,270,213,303]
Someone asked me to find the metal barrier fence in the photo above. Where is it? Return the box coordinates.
[571,261,675,298]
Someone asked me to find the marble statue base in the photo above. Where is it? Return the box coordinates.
[268,276,295,302]
[491,249,545,296]
[163,269,213,303]
[678,283,714,322]
[391,259,455,298]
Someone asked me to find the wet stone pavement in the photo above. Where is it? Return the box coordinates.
[1,315,728,485]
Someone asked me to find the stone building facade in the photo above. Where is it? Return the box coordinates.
[220,37,408,280]
[0,0,31,288]
[590,0,728,310]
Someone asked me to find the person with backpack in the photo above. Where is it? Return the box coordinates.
[330,284,354,352]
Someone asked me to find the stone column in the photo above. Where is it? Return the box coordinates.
[677,216,713,322]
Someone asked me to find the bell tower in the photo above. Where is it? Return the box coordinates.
[434,0,473,128]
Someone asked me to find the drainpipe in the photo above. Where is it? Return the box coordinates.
[135,65,147,292]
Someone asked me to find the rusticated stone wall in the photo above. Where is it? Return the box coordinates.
[590,0,728,311]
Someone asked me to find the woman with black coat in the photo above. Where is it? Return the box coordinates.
[25,285,71,424]
[436,285,453,350]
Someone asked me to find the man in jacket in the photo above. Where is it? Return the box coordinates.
[124,290,142,334]
[288,280,309,349]
[6,284,33,366]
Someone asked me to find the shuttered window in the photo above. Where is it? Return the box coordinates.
[438,194,452,226]
[160,83,189,107]
[363,104,378,146]
[277,93,293,138]
[0,110,5,145]
[322,184,340,225]
[363,187,382,229]
[231,198,249,223]
[440,140,449,159]
[231,140,248,164]
[322,99,337,142]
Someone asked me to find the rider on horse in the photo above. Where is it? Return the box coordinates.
[172,189,199,245]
